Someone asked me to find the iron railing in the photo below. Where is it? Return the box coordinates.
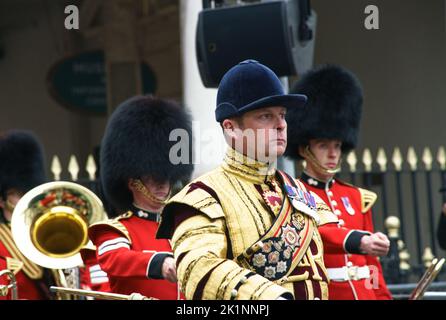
[333,146,446,285]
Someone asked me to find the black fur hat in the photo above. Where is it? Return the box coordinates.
[0,130,46,198]
[100,95,194,214]
[285,64,363,160]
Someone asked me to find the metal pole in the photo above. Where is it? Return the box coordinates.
[381,172,389,221]
[410,170,423,265]
[349,172,356,185]
[394,171,406,242]
[50,286,153,300]
[441,170,446,203]
[363,172,372,189]
[425,170,438,256]
[388,281,446,293]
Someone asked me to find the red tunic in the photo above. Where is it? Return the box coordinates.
[0,224,48,300]
[88,210,181,300]
[300,173,392,300]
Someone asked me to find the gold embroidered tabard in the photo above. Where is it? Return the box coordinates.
[162,148,336,300]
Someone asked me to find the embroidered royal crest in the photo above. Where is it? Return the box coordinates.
[253,253,267,268]
[262,190,282,216]
[341,196,356,215]
[291,212,305,230]
[281,224,301,247]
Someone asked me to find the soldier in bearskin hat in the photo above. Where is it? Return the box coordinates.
[285,64,392,299]
[87,95,193,299]
[0,130,51,299]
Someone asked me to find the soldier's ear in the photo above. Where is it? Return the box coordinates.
[128,178,137,192]
[222,119,238,140]
[221,119,234,131]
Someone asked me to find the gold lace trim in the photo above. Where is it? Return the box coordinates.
[222,148,276,184]
[173,226,225,252]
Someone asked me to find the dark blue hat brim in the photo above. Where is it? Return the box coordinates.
[216,94,307,122]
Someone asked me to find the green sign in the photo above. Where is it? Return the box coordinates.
[47,51,157,115]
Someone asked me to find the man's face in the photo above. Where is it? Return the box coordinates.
[140,177,171,200]
[307,138,342,174]
[128,177,171,211]
[224,106,287,161]
[0,188,23,221]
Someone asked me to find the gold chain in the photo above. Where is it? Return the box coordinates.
[131,179,170,206]
[303,146,342,175]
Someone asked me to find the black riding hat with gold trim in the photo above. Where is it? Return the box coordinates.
[100,95,194,215]
[285,64,363,160]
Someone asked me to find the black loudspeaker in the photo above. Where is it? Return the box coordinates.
[196,0,316,88]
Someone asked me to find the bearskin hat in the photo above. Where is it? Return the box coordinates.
[285,64,363,160]
[0,130,46,198]
[100,95,194,214]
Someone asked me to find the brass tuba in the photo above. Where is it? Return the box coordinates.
[10,181,106,270]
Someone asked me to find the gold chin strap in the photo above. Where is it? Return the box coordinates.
[303,146,342,175]
[131,179,171,206]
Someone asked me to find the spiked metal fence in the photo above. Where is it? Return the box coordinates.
[334,146,446,284]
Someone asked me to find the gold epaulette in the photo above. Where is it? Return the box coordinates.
[357,188,377,213]
[168,181,225,220]
[89,211,132,244]
[0,224,43,279]
[115,211,133,221]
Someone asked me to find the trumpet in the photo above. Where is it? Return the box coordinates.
[0,269,18,300]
